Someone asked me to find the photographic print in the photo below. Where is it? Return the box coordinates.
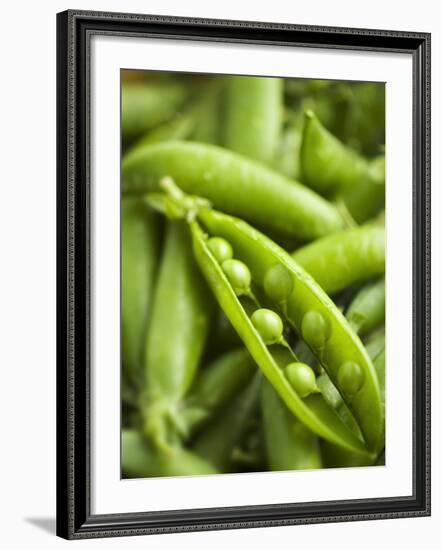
[120,70,386,478]
[57,11,430,538]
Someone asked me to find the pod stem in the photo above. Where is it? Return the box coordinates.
[160,176,212,222]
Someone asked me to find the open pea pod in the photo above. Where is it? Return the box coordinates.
[190,220,372,457]
[196,208,383,453]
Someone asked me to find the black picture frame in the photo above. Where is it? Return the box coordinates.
[56,9,431,540]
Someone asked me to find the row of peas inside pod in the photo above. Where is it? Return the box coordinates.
[208,235,320,398]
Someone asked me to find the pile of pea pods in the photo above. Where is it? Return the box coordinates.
[121,70,386,477]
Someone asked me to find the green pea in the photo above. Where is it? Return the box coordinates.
[285,362,317,398]
[263,263,294,304]
[273,114,303,180]
[301,310,331,349]
[338,361,365,395]
[222,259,251,296]
[251,308,284,345]
[207,237,233,263]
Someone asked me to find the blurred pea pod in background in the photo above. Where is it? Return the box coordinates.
[121,79,188,143]
[121,198,159,389]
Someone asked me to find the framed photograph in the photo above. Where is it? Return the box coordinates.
[56,10,431,539]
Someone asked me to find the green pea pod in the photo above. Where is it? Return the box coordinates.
[300,111,384,222]
[191,82,222,144]
[122,81,188,142]
[341,155,385,223]
[346,278,385,336]
[195,208,382,453]
[273,115,303,180]
[180,348,256,434]
[292,225,385,295]
[261,381,322,471]
[122,198,159,386]
[142,221,213,450]
[322,331,385,468]
[122,141,345,240]
[122,430,218,478]
[223,76,283,164]
[300,110,373,195]
[190,218,372,457]
[192,374,262,472]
